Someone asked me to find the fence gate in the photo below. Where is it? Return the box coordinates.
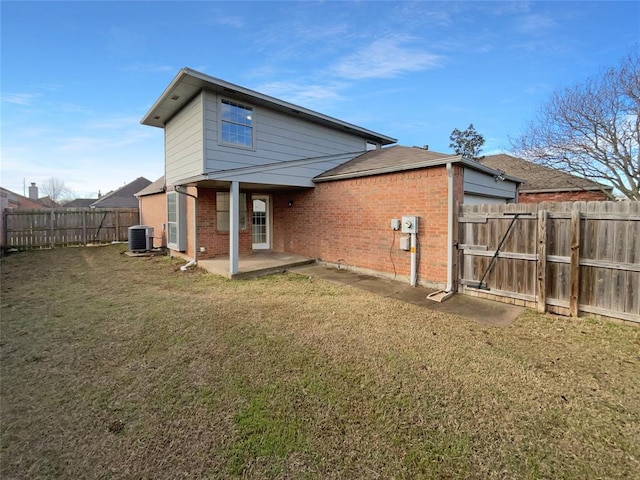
[458,201,639,324]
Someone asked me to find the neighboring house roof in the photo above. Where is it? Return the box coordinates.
[0,186,51,209]
[140,68,396,146]
[64,198,97,207]
[315,146,523,183]
[135,176,166,197]
[479,154,613,194]
[91,177,151,208]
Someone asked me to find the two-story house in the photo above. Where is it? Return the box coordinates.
[139,68,520,291]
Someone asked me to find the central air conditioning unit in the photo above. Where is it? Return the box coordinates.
[128,225,154,252]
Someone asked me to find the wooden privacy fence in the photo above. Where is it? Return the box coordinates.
[2,208,139,250]
[458,201,639,324]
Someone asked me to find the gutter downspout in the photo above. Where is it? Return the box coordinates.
[175,186,198,271]
[426,162,455,302]
[445,162,454,294]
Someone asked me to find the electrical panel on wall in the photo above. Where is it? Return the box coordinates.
[401,215,418,234]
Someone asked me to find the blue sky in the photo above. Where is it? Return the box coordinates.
[1,1,638,198]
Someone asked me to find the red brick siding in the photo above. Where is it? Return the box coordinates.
[519,190,609,203]
[140,165,465,287]
[273,165,464,287]
[194,188,252,260]
[139,194,167,248]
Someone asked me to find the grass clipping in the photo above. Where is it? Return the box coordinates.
[1,245,639,479]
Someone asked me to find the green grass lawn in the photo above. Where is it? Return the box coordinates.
[1,245,638,479]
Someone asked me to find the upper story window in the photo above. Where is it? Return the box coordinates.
[220,99,254,148]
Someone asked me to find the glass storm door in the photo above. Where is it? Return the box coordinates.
[252,195,270,249]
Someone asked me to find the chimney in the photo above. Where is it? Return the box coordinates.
[28,182,38,200]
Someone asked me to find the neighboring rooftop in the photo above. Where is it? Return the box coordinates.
[135,176,165,197]
[64,198,97,208]
[479,154,613,193]
[315,146,522,183]
[0,186,51,209]
[91,177,151,208]
[140,68,396,146]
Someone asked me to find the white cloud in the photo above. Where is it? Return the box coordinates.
[332,36,441,80]
[123,63,174,73]
[1,93,41,106]
[256,81,347,111]
[82,115,143,131]
[207,11,245,29]
[516,14,557,34]
[213,15,244,28]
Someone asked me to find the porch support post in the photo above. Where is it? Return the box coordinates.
[229,181,240,276]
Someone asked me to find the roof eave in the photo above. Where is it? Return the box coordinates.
[521,186,614,194]
[140,68,396,144]
[459,157,523,183]
[315,155,464,182]
[315,154,524,184]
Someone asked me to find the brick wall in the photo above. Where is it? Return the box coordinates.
[140,165,465,287]
[519,190,609,203]
[273,164,464,288]
[138,194,167,248]
[194,188,252,260]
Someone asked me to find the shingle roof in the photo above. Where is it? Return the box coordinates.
[315,146,522,183]
[91,177,151,208]
[135,176,165,197]
[64,198,97,207]
[478,154,613,193]
[0,186,51,209]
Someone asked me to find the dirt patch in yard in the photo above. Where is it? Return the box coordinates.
[1,245,639,479]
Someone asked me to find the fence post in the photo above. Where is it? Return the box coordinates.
[82,210,87,245]
[115,211,120,242]
[537,210,547,313]
[569,208,581,317]
[50,210,55,249]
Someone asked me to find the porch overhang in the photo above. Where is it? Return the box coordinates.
[173,150,366,190]
[174,175,314,191]
[173,178,309,278]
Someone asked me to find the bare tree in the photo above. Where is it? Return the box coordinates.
[449,124,485,160]
[40,177,74,204]
[511,50,639,200]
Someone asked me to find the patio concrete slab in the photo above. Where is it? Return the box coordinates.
[291,264,524,327]
[198,252,314,279]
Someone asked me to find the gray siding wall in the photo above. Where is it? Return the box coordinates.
[202,91,368,186]
[210,152,362,187]
[165,92,204,187]
[463,168,518,200]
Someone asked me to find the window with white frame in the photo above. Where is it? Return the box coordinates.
[216,192,247,231]
[166,191,186,251]
[220,99,254,148]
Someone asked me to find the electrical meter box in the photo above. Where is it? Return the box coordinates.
[401,215,419,234]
